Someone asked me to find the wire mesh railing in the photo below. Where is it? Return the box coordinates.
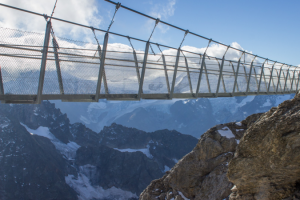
[0,2,299,104]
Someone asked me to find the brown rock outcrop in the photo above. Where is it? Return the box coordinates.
[228,91,300,199]
[140,113,262,200]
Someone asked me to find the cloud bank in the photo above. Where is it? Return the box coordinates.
[0,0,100,39]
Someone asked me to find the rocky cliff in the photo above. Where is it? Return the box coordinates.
[228,91,300,199]
[139,112,262,200]
[140,93,300,200]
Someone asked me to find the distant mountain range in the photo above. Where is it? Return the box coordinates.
[54,93,294,138]
[0,101,197,200]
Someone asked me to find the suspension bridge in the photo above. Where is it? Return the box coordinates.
[0,1,299,104]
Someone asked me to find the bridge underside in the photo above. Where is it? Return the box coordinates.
[0,91,296,104]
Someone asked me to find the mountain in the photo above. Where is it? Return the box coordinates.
[0,101,198,200]
[53,94,294,138]
[140,92,300,200]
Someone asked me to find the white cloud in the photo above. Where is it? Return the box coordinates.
[150,0,176,19]
[146,0,176,34]
[0,0,100,39]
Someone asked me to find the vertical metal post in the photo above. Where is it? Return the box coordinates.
[196,53,206,97]
[276,65,284,94]
[170,48,181,99]
[246,56,256,95]
[133,50,141,86]
[138,41,150,100]
[0,65,4,95]
[215,56,226,97]
[184,56,193,95]
[257,60,266,94]
[97,45,109,94]
[231,61,240,94]
[204,62,211,93]
[267,62,276,94]
[283,67,290,92]
[95,32,109,101]
[36,21,52,104]
[162,55,171,95]
[52,38,64,94]
[290,68,296,91]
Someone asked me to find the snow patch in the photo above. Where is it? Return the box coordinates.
[87,102,107,112]
[178,191,189,200]
[114,145,153,159]
[164,165,170,172]
[235,122,242,126]
[80,115,91,125]
[218,126,235,138]
[20,123,80,160]
[262,99,272,107]
[65,173,138,200]
[237,96,255,108]
[178,123,186,129]
[0,118,10,128]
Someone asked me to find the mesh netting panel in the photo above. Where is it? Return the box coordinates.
[60,61,99,94]
[43,59,60,94]
[173,56,190,94]
[0,27,45,46]
[105,65,139,94]
[186,57,200,93]
[268,68,277,92]
[290,71,298,91]
[285,71,293,91]
[258,67,269,93]
[142,68,169,94]
[275,69,284,93]
[0,27,45,95]
[51,37,99,94]
[141,54,168,94]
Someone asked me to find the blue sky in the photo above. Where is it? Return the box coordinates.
[0,0,299,66]
[97,0,300,66]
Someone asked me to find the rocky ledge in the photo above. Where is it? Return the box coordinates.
[140,92,300,200]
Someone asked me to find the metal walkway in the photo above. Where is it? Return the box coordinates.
[0,1,299,104]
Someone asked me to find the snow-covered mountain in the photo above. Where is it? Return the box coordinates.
[53,93,295,138]
[0,101,197,200]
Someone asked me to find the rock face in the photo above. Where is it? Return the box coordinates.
[227,92,300,199]
[140,113,262,200]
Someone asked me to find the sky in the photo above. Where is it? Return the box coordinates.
[0,0,299,66]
